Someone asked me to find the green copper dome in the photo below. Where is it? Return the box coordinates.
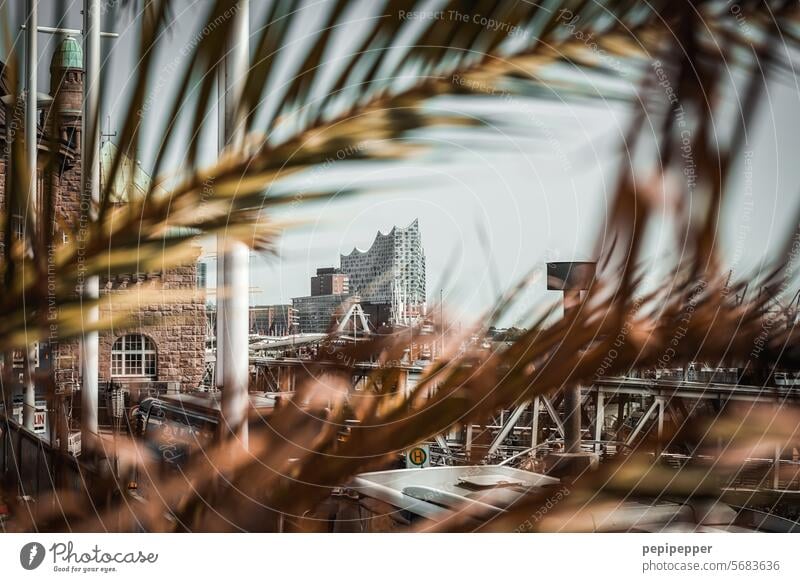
[51,36,83,70]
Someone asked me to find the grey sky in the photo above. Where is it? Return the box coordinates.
[3,0,799,327]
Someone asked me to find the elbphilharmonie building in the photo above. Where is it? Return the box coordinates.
[340,219,426,321]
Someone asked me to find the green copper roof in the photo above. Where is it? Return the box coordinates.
[52,36,82,70]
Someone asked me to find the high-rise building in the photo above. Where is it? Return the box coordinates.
[311,267,349,296]
[340,219,426,323]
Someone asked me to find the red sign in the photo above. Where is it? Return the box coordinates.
[33,411,46,434]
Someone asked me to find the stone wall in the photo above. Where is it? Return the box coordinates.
[98,261,207,391]
[1,55,208,396]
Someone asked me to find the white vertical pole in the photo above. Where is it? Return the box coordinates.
[81,0,101,446]
[220,0,249,446]
[214,67,225,390]
[222,242,249,444]
[215,247,224,388]
[22,0,38,432]
[25,0,37,222]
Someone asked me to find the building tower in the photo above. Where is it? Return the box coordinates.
[46,36,84,233]
[49,36,84,144]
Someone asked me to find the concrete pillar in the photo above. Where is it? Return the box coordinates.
[218,0,250,446]
[221,241,249,444]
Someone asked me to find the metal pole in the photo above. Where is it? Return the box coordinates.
[439,288,444,358]
[542,395,565,437]
[81,0,101,447]
[563,384,581,453]
[625,399,660,446]
[563,289,582,453]
[220,0,249,446]
[530,397,540,448]
[215,249,224,389]
[22,0,38,432]
[594,389,604,453]
[20,24,118,38]
[656,397,664,457]
[214,66,225,390]
[486,403,527,458]
[25,0,37,225]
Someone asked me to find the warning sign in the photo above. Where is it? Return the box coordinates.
[406,445,430,468]
[33,410,46,434]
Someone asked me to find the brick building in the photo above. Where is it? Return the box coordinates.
[311,267,349,296]
[0,37,206,397]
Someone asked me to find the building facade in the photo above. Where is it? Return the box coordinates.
[311,267,349,296]
[291,266,352,333]
[250,304,294,336]
[292,294,355,333]
[0,37,206,396]
[340,219,426,323]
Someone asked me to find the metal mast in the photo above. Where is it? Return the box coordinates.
[22,0,38,431]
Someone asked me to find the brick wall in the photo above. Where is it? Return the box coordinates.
[1,62,208,394]
[98,261,207,392]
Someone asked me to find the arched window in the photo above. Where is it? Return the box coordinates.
[111,334,157,377]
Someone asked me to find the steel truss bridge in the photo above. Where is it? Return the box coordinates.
[202,323,800,498]
[220,350,800,496]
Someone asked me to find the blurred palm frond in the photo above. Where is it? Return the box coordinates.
[2,0,800,532]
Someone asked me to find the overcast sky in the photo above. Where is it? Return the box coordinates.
[3,0,800,327]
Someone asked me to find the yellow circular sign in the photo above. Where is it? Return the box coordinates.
[408,447,427,466]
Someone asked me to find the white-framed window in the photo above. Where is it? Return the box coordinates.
[111,334,157,377]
